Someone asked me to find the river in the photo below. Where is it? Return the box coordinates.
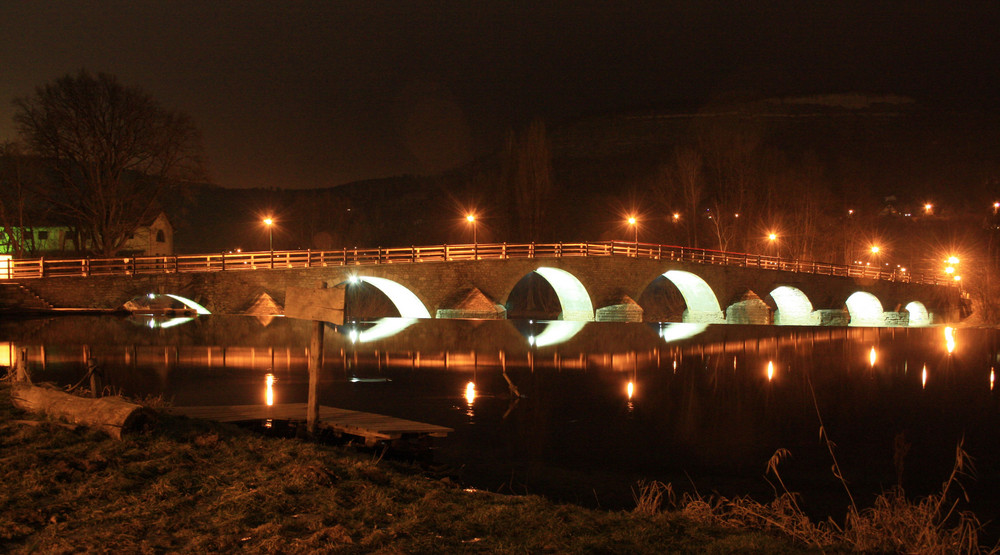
[3,314,999,535]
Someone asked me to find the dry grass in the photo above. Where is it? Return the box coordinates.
[0,379,804,554]
[628,380,1000,554]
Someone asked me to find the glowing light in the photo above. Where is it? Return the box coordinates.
[626,381,635,400]
[350,276,431,318]
[870,245,880,254]
[533,267,595,321]
[947,256,960,265]
[672,213,680,221]
[944,326,956,354]
[846,291,884,326]
[848,209,854,215]
[265,373,275,406]
[627,216,637,225]
[658,322,709,342]
[924,203,933,213]
[354,318,418,343]
[767,361,775,381]
[531,321,587,347]
[869,347,877,367]
[921,365,927,389]
[263,218,273,226]
[0,343,10,367]
[663,270,723,315]
[768,232,777,241]
[163,294,212,315]
[954,275,962,282]
[904,301,930,327]
[945,266,955,274]
[466,214,475,223]
[991,368,995,391]
[464,381,476,405]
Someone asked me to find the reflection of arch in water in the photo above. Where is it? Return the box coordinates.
[770,286,820,325]
[657,322,709,342]
[662,270,725,323]
[529,320,588,347]
[347,317,419,343]
[846,291,884,326]
[904,301,931,326]
[531,267,594,321]
[347,276,431,319]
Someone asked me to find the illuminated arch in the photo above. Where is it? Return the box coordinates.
[846,291,884,326]
[905,301,931,327]
[770,286,819,326]
[532,267,595,321]
[163,294,212,315]
[663,270,725,323]
[350,276,431,319]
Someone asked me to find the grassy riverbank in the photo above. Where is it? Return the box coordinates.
[1,380,992,553]
[0,382,814,554]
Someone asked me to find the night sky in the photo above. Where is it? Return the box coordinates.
[2,1,998,189]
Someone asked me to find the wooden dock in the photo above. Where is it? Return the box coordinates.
[166,403,452,446]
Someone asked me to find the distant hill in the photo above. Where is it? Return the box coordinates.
[166,94,1000,264]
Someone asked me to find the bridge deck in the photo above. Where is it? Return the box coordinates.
[167,403,452,444]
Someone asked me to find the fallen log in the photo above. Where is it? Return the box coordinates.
[10,383,154,440]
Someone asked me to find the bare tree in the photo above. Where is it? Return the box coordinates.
[13,71,203,256]
[0,142,44,257]
[673,147,704,248]
[504,120,556,242]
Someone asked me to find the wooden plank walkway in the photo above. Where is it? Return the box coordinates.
[166,403,452,445]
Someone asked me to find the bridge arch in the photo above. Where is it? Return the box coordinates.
[846,291,884,326]
[905,301,931,327]
[344,276,431,319]
[770,286,819,326]
[125,292,212,315]
[663,270,725,323]
[511,267,594,321]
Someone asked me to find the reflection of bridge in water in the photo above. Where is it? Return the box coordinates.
[4,318,938,379]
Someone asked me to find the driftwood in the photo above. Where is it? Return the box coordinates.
[10,383,154,440]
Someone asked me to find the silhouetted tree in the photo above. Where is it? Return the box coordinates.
[503,120,556,242]
[14,71,203,256]
[0,142,45,257]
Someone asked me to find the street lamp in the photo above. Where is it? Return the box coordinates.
[627,216,638,243]
[263,217,274,251]
[466,214,477,244]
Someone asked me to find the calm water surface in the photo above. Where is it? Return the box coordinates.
[4,315,1000,532]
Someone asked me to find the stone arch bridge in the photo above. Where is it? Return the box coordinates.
[0,241,962,326]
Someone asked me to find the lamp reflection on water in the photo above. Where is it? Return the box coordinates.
[869,347,877,368]
[767,361,775,382]
[922,365,928,389]
[626,381,635,400]
[945,327,956,354]
[265,373,275,406]
[464,381,476,406]
[992,367,996,391]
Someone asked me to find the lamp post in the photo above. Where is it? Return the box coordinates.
[466,214,477,259]
[263,218,274,251]
[627,216,638,257]
[466,214,477,244]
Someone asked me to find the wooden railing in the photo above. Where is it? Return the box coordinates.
[0,240,954,286]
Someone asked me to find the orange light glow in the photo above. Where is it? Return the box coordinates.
[466,214,475,223]
[922,365,928,389]
[768,232,777,241]
[464,381,476,405]
[945,326,956,354]
[627,381,635,400]
[869,347,877,367]
[870,245,880,254]
[263,217,273,226]
[767,361,775,381]
[627,216,637,225]
[991,368,995,391]
[265,373,275,406]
